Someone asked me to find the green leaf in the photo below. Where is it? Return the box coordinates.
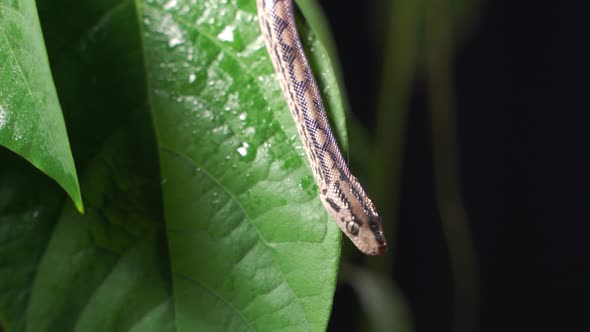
[0,0,348,330]
[0,0,82,212]
[137,0,342,329]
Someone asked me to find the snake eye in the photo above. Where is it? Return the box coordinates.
[346,221,359,235]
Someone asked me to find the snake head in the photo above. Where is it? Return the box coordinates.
[320,177,387,256]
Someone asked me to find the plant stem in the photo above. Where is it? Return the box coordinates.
[372,0,420,270]
[423,1,480,331]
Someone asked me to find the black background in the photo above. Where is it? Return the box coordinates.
[320,1,590,331]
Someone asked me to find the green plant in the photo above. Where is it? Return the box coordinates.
[1,0,482,331]
[1,0,348,330]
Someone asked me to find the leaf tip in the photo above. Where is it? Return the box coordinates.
[75,201,85,214]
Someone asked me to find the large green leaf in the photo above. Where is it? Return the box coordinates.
[0,0,82,211]
[0,0,347,330]
[138,0,342,329]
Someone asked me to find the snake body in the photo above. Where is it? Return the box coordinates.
[256,0,386,255]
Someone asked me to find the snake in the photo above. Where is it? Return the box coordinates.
[256,0,387,255]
